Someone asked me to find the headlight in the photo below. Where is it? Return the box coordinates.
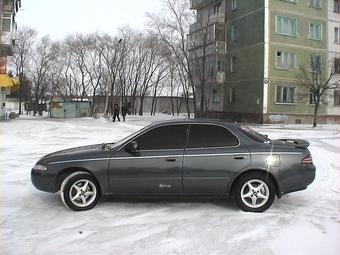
[266,155,280,167]
[33,164,48,171]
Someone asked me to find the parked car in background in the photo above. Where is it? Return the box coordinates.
[31,119,316,212]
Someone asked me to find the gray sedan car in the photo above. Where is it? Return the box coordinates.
[31,119,316,212]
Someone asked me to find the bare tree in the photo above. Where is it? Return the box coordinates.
[176,61,191,117]
[65,34,92,101]
[12,27,37,114]
[84,34,104,116]
[137,34,169,115]
[101,33,126,116]
[148,0,196,117]
[29,36,59,115]
[297,63,339,127]
[45,52,64,115]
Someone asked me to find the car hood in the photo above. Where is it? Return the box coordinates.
[39,143,115,163]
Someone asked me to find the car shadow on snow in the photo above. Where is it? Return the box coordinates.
[32,192,239,211]
[101,195,239,211]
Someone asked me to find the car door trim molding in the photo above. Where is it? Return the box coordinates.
[110,155,184,160]
[49,152,302,165]
[49,158,111,165]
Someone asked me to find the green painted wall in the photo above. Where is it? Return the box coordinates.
[266,0,328,117]
[226,0,264,19]
[51,101,91,118]
[267,80,326,115]
[269,11,327,49]
[270,0,327,18]
[224,2,265,114]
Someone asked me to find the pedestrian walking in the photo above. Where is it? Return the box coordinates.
[113,104,120,122]
[121,103,127,121]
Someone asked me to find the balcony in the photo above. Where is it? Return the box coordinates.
[0,32,15,57]
[189,41,226,58]
[0,12,16,57]
[189,13,226,33]
[191,0,212,10]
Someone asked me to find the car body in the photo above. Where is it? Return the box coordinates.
[31,119,316,212]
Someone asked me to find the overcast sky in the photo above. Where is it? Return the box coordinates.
[17,0,164,39]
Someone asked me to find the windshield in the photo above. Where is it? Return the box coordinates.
[236,125,270,143]
[112,123,153,149]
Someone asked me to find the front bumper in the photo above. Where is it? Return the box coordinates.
[31,169,58,193]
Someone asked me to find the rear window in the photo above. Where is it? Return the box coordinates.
[187,124,239,148]
[237,125,270,143]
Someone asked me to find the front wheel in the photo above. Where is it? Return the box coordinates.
[233,172,275,212]
[60,171,101,211]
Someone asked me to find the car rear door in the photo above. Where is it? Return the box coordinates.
[108,124,188,194]
[183,124,251,194]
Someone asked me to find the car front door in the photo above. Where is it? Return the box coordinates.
[183,124,251,194]
[108,124,188,194]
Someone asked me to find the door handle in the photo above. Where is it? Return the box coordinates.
[165,158,177,162]
[233,155,247,160]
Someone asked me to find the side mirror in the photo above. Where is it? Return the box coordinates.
[129,141,138,153]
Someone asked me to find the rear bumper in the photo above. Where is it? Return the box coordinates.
[31,169,58,193]
[279,164,316,196]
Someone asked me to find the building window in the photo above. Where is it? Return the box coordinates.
[230,57,236,73]
[280,0,297,3]
[231,26,236,42]
[309,89,315,104]
[230,88,236,103]
[217,57,224,71]
[310,55,322,72]
[215,26,225,41]
[52,102,63,109]
[212,89,220,104]
[276,51,297,69]
[310,0,321,8]
[335,27,340,44]
[276,16,297,37]
[1,13,12,32]
[335,58,340,74]
[206,55,215,79]
[213,2,221,14]
[207,25,215,42]
[276,86,296,103]
[309,22,322,40]
[231,0,237,11]
[334,0,340,13]
[334,90,340,106]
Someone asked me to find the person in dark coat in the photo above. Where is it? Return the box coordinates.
[113,104,120,122]
[121,103,127,121]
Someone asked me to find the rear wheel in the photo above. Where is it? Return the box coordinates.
[233,172,275,212]
[60,171,101,211]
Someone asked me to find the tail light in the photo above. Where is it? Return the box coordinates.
[302,155,313,165]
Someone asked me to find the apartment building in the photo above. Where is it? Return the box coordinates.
[0,0,21,119]
[189,0,227,113]
[327,0,340,122]
[189,0,338,124]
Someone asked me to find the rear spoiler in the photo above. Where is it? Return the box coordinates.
[279,139,310,148]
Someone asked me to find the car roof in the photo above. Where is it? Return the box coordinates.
[149,118,238,127]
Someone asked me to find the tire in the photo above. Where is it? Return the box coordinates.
[233,172,275,213]
[60,171,101,211]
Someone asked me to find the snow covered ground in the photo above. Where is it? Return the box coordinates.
[1,114,339,255]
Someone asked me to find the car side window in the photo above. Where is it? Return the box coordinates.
[187,125,239,148]
[135,125,188,150]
